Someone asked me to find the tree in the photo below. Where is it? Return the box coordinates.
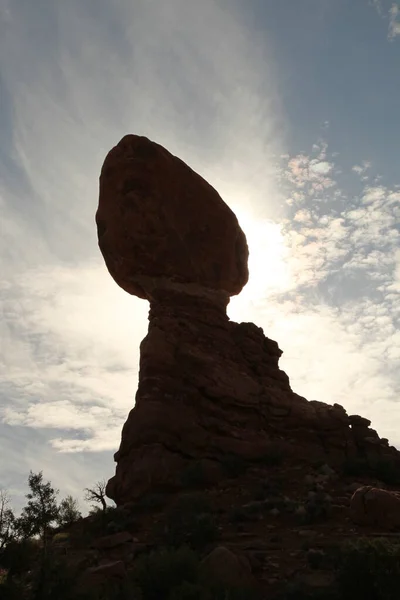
[0,490,15,549]
[18,471,59,543]
[84,480,109,512]
[57,495,81,527]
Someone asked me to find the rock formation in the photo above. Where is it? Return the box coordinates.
[96,134,400,506]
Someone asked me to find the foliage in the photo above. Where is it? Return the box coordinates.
[334,537,400,600]
[181,463,206,488]
[17,472,59,542]
[0,538,37,580]
[220,454,248,479]
[132,545,199,600]
[0,490,15,549]
[57,495,82,527]
[162,494,218,550]
[84,480,109,512]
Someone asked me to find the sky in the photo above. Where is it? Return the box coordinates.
[1,0,400,513]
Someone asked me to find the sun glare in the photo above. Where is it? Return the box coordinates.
[229,208,292,319]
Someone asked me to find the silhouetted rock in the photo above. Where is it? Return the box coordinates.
[96,135,400,506]
[96,134,248,299]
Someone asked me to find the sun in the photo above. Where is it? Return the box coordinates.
[228,207,292,318]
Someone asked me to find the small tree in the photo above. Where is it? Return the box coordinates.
[0,490,15,549]
[18,471,59,543]
[57,495,82,527]
[84,480,109,512]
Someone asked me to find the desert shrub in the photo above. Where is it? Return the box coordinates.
[168,581,208,600]
[52,532,70,543]
[220,454,248,478]
[84,505,137,537]
[30,553,88,600]
[0,539,37,580]
[306,549,326,570]
[335,537,400,600]
[162,494,218,551]
[181,463,206,488]
[105,506,138,534]
[0,580,25,600]
[251,478,282,501]
[132,546,261,600]
[278,582,339,600]
[132,546,199,600]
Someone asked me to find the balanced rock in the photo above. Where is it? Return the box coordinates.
[96,135,400,506]
[96,134,248,299]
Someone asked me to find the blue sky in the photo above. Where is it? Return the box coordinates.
[1,0,400,512]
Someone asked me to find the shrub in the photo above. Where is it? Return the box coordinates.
[0,539,37,580]
[220,455,248,478]
[132,546,199,600]
[162,494,218,551]
[181,463,206,488]
[335,537,400,600]
[132,547,261,600]
[169,581,208,600]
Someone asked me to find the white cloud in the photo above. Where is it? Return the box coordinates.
[389,3,400,38]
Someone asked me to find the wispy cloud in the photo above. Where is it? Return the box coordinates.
[389,3,400,38]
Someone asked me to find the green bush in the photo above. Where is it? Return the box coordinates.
[181,463,206,488]
[0,539,37,579]
[169,581,208,600]
[132,546,199,600]
[220,455,248,478]
[162,495,218,551]
[335,537,400,600]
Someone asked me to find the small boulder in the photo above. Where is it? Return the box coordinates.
[86,560,126,578]
[350,486,400,529]
[199,546,257,590]
[92,531,133,550]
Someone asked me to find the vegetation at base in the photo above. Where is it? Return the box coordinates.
[4,471,400,599]
[180,462,207,488]
[161,494,219,551]
[220,454,248,478]
[334,537,400,600]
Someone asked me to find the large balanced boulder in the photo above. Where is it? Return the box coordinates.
[96,134,248,299]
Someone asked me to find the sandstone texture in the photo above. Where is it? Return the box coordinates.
[96,134,248,299]
[96,134,400,507]
[350,486,400,529]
